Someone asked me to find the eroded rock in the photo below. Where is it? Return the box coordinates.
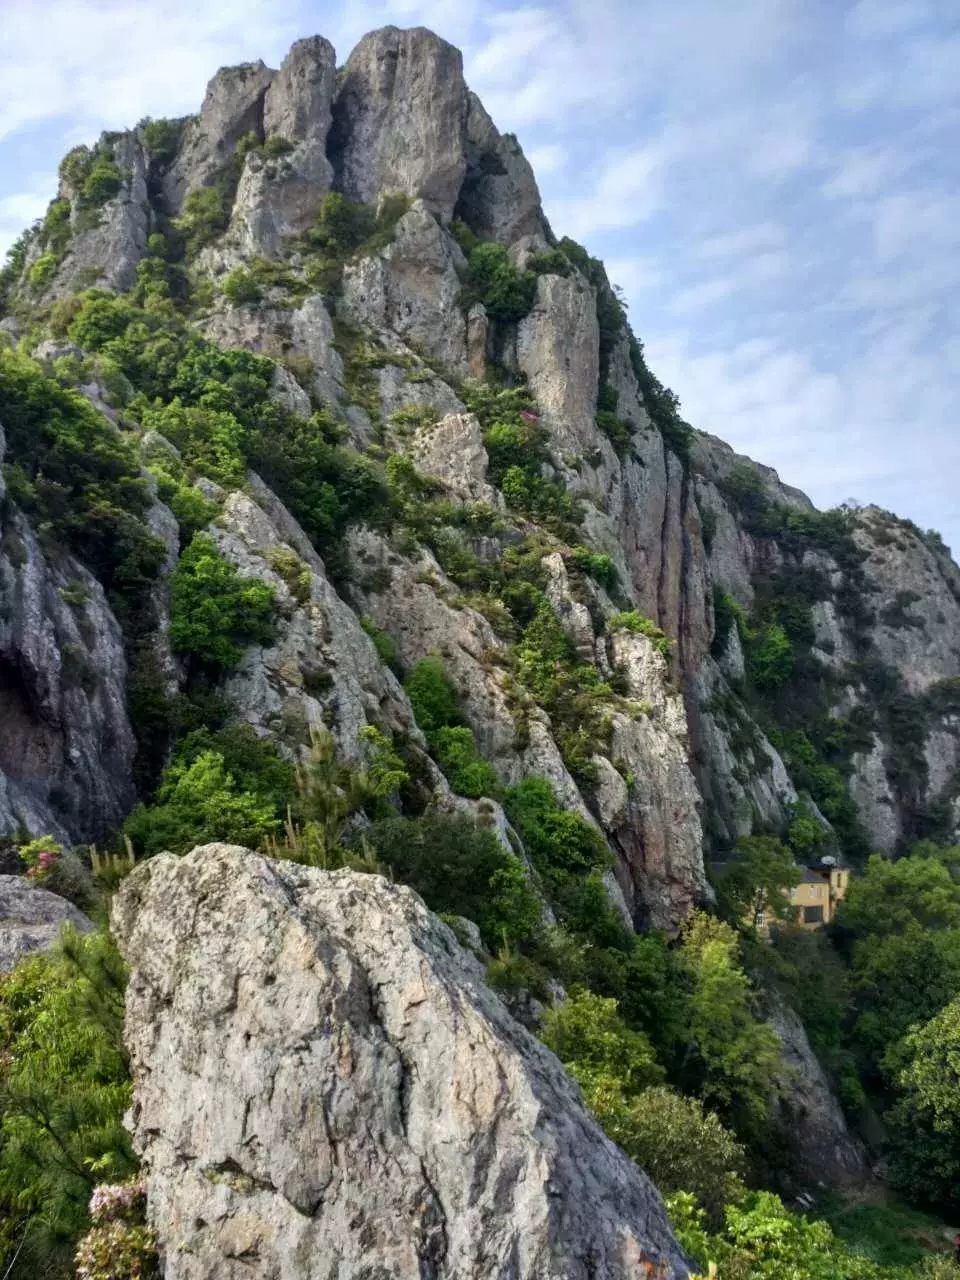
[113,843,694,1279]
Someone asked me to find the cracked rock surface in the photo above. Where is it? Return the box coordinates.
[112,843,693,1280]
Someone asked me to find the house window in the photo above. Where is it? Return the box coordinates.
[755,911,765,929]
[803,905,824,924]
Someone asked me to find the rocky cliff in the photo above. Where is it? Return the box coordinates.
[0,22,957,1241]
[111,843,693,1279]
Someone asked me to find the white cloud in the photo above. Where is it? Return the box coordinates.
[545,142,667,239]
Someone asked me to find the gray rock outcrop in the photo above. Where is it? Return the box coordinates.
[0,876,93,972]
[767,997,869,1187]
[330,27,469,221]
[0,428,136,844]
[113,843,693,1279]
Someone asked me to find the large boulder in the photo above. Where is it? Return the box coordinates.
[113,843,693,1279]
[0,876,93,973]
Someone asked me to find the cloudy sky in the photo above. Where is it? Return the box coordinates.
[2,0,958,553]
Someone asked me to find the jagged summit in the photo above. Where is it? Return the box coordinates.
[22,27,544,303]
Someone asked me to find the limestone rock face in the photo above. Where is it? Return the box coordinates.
[456,93,544,245]
[0,427,136,844]
[517,272,600,456]
[164,61,276,213]
[45,132,150,299]
[767,997,869,1187]
[331,27,469,222]
[408,412,500,506]
[209,476,418,764]
[225,38,338,258]
[0,876,93,972]
[113,843,693,1280]
[340,201,468,374]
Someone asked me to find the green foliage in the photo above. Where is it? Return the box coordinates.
[138,116,183,164]
[363,813,542,949]
[542,991,746,1223]
[714,834,800,928]
[0,347,164,604]
[81,152,123,207]
[404,657,462,734]
[888,995,960,1213]
[503,777,627,949]
[678,913,781,1131]
[404,658,498,797]
[607,609,672,657]
[27,251,61,292]
[569,546,617,590]
[463,242,537,322]
[0,930,135,1276]
[429,727,499,798]
[169,533,275,672]
[300,192,409,295]
[125,723,294,857]
[541,990,664,1093]
[267,545,312,605]
[595,409,634,455]
[174,185,229,258]
[221,266,263,306]
[746,621,794,689]
[670,1188,921,1280]
[360,618,401,672]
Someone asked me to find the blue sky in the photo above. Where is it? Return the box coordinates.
[2,0,958,554]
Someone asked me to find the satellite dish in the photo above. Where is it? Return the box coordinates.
[820,855,837,867]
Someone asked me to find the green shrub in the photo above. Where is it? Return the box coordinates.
[0,930,134,1275]
[607,609,671,657]
[0,347,164,603]
[464,242,537,322]
[429,726,499,798]
[28,251,60,291]
[363,813,541,949]
[404,657,462,734]
[747,621,794,689]
[360,618,401,672]
[125,748,282,856]
[138,116,182,164]
[175,186,229,257]
[81,153,123,206]
[169,533,275,672]
[221,266,263,306]
[595,410,633,456]
[569,546,617,590]
[267,545,312,605]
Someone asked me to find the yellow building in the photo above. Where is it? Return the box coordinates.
[790,864,850,928]
[751,863,850,934]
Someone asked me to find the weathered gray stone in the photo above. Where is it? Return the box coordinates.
[456,93,544,245]
[408,412,500,506]
[164,61,276,213]
[767,996,869,1187]
[0,876,93,973]
[45,132,150,298]
[225,38,338,258]
[0,423,136,844]
[331,27,469,221]
[113,843,693,1279]
[339,201,468,374]
[516,272,599,457]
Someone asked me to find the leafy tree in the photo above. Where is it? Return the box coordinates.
[541,990,664,1094]
[363,813,541,949]
[464,242,537,322]
[169,533,276,673]
[714,834,799,928]
[678,914,781,1130]
[838,851,960,938]
[888,996,960,1213]
[124,748,283,857]
[747,622,794,689]
[0,931,135,1276]
[404,657,462,734]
